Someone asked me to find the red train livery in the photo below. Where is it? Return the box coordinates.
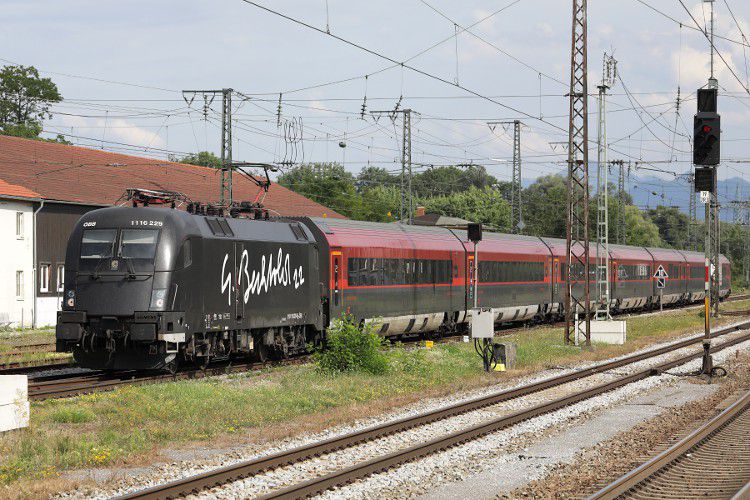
[299,218,730,337]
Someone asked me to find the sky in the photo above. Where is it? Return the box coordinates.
[3,0,750,211]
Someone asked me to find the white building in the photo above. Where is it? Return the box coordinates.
[0,182,38,328]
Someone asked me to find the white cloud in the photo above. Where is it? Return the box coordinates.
[58,115,166,149]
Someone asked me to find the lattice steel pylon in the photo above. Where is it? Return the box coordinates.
[371,109,413,223]
[616,160,626,245]
[220,88,233,208]
[511,120,523,233]
[402,109,413,224]
[182,88,234,209]
[487,120,524,232]
[565,0,591,346]
[595,53,617,321]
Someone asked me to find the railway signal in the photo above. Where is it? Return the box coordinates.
[693,112,720,166]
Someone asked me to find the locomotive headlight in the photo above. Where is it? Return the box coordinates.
[150,288,167,310]
[65,290,75,308]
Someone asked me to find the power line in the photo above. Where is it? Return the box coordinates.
[677,0,750,95]
[416,0,566,86]
[634,0,750,48]
[236,1,566,132]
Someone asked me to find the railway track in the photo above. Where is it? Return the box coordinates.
[0,358,73,374]
[590,387,750,499]
[28,357,311,400]
[19,293,750,398]
[116,320,750,500]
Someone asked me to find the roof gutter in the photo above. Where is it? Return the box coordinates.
[32,199,45,329]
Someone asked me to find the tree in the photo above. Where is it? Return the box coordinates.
[522,174,568,238]
[356,166,397,190]
[171,151,222,168]
[624,205,662,246]
[278,162,361,218]
[412,165,497,197]
[420,186,511,230]
[647,205,690,249]
[359,185,401,222]
[0,65,62,138]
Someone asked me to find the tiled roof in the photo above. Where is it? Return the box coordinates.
[0,178,40,200]
[0,135,344,218]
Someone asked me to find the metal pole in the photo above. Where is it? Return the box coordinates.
[689,173,697,250]
[473,241,479,309]
[702,192,712,373]
[220,88,233,208]
[565,0,591,347]
[512,120,522,233]
[595,54,616,321]
[713,195,720,317]
[405,109,413,224]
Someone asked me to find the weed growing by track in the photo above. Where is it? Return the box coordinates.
[1,300,749,493]
[312,315,390,375]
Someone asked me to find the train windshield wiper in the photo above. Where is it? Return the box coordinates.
[121,257,139,280]
[90,257,108,280]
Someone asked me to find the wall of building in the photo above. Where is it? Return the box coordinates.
[0,200,34,328]
[35,203,97,326]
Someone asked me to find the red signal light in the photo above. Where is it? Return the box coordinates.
[702,125,712,133]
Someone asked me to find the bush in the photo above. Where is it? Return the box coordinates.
[313,315,390,375]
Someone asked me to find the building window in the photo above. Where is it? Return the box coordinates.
[16,271,24,299]
[39,264,49,293]
[57,265,65,292]
[16,212,24,239]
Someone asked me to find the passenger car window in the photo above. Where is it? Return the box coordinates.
[81,229,117,259]
[120,229,159,259]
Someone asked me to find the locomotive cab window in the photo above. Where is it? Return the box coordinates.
[81,229,117,259]
[119,229,159,259]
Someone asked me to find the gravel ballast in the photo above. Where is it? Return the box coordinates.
[55,323,750,500]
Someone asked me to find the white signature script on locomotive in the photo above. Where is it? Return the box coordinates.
[221,249,305,305]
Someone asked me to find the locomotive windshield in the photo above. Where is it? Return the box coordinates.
[119,229,158,259]
[81,229,117,259]
[79,228,160,273]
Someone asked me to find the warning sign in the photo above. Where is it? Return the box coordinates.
[654,265,668,289]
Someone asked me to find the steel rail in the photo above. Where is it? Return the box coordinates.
[12,293,749,386]
[590,387,750,499]
[28,357,312,400]
[117,321,750,500]
[0,359,73,374]
[258,330,750,500]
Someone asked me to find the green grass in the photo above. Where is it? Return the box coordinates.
[0,327,69,367]
[1,300,748,488]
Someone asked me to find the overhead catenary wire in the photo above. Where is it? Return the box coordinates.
[235,0,567,132]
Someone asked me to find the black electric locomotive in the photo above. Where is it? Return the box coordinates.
[56,206,324,370]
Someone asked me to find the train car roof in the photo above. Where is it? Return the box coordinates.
[449,230,551,258]
[607,244,653,261]
[677,249,705,264]
[304,217,465,252]
[537,236,606,259]
[645,247,687,263]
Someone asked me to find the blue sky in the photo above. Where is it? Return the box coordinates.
[3,0,750,208]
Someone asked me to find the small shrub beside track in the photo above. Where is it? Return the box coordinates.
[312,315,390,375]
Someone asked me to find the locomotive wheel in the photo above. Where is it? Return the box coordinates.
[253,337,270,363]
[166,359,179,375]
[198,355,210,371]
